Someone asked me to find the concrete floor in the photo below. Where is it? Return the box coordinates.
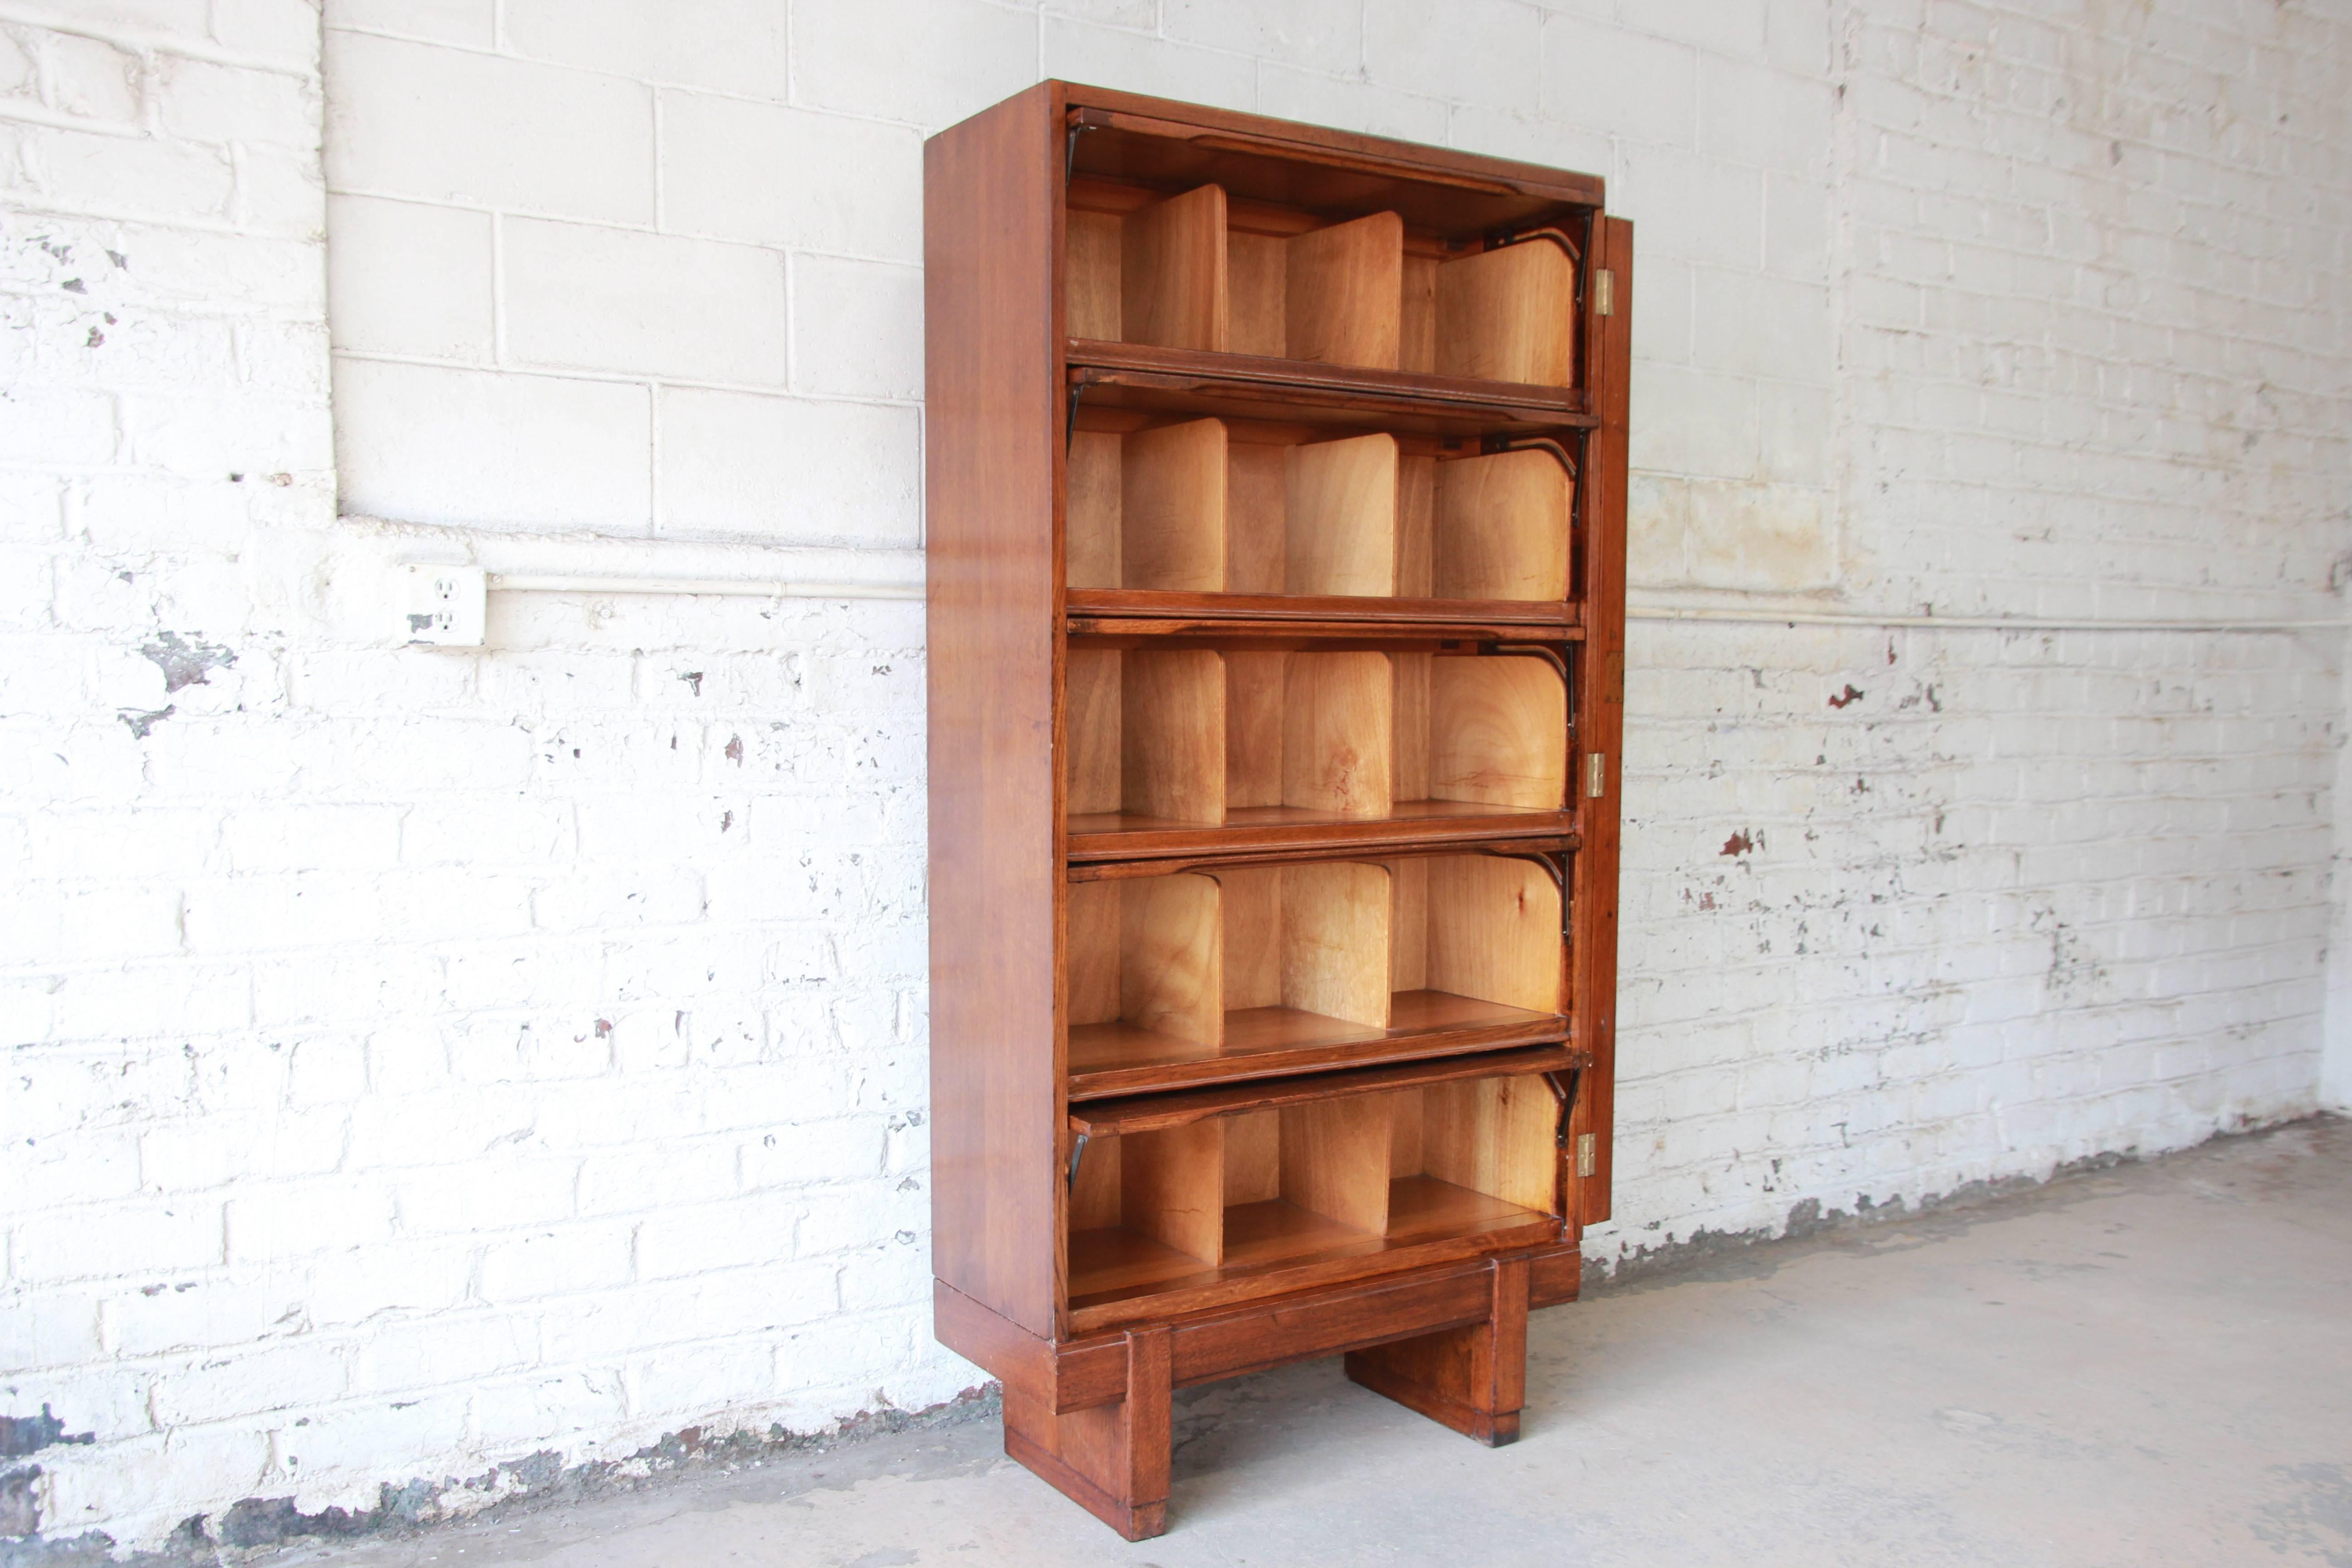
[284,1117,2352,1568]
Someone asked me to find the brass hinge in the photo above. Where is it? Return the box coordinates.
[1593,269,1615,316]
[1585,752,1607,798]
[1576,1133,1597,1178]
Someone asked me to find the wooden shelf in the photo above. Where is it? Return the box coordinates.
[1070,1041,1583,1130]
[1068,591,1579,650]
[1068,1176,1559,1329]
[1066,799,1573,863]
[1069,342,1594,438]
[1069,989,1573,1100]
[1068,589,1572,627]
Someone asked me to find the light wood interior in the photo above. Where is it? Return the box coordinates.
[1387,853,1565,1016]
[1218,862,1392,1031]
[1068,853,1566,1093]
[1068,180,1578,390]
[1402,653,1569,810]
[1432,448,1572,601]
[1121,184,1227,351]
[1065,648,1225,823]
[1069,422,1565,604]
[1069,424,1397,598]
[1068,873,1225,1054]
[1073,651,1561,832]
[1285,433,1397,596]
[1068,1063,1562,1308]
[1436,240,1577,387]
[1054,153,1593,1337]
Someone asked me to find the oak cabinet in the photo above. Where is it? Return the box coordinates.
[925,83,1628,1539]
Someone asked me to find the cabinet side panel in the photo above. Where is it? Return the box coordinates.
[926,84,1062,1335]
[1570,216,1631,1226]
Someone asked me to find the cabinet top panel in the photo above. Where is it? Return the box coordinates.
[1039,82,1605,237]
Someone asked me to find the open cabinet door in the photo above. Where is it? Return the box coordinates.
[1568,216,1630,1231]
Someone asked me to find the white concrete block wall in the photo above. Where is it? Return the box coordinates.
[1,0,2345,1555]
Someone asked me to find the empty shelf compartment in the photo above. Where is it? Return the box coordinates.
[1068,418,1570,602]
[1387,852,1567,1020]
[1067,1054,1568,1321]
[1066,854,1567,1098]
[1066,648,1565,835]
[1068,178,1582,387]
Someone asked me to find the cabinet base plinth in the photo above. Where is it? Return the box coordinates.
[1001,1326,1172,1541]
[1344,1254,1529,1446]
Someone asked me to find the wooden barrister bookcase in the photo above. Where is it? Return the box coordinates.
[925,83,1628,1539]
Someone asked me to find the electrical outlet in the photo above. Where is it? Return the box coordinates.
[395,564,486,647]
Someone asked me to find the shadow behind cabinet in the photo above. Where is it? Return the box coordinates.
[925,82,1629,1539]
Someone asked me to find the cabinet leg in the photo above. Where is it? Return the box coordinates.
[1344,1255,1529,1446]
[1003,1325,1171,1540]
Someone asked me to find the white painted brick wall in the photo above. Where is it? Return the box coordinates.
[2,0,2346,1554]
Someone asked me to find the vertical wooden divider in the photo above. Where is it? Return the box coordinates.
[1120,651,1223,822]
[1398,254,1438,373]
[1224,441,1287,592]
[1386,858,1429,993]
[1068,1130,1122,1230]
[1222,1109,1281,1204]
[1428,658,1568,808]
[1121,1121,1225,1265]
[1064,649,1121,815]
[1223,653,1284,808]
[1278,862,1392,1027]
[1286,211,1403,368]
[1433,449,1571,601]
[1066,880,1120,1027]
[1285,433,1396,596]
[1281,652,1392,816]
[1215,867,1281,1011]
[1064,207,1122,340]
[1279,1095,1394,1235]
[1064,431,1122,589]
[1122,184,1228,351]
[1121,419,1226,592]
[1390,654,1431,802]
[1119,872,1222,1046]
[1226,230,1286,356]
[1395,453,1436,596]
[1436,240,1576,386]
[1388,1086,1426,1175]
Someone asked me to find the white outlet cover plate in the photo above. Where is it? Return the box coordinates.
[397,563,487,646]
